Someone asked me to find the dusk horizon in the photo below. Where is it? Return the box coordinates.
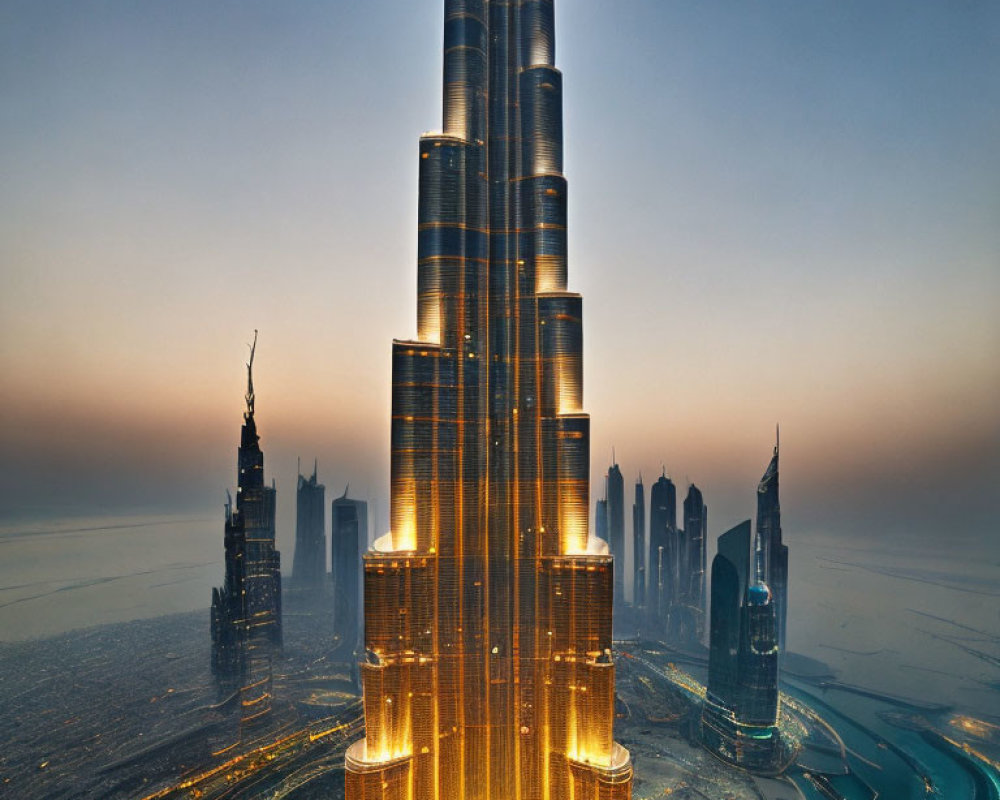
[1,4,998,797]
[2,1,997,558]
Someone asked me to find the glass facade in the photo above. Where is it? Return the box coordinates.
[670,484,706,642]
[631,478,645,608]
[646,472,675,632]
[345,2,632,798]
[757,435,787,660]
[605,463,624,609]
[701,520,781,771]
[292,464,326,591]
[332,493,368,654]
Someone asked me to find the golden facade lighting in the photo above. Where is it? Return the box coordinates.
[346,2,631,798]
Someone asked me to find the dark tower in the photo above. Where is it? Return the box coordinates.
[674,483,707,641]
[607,460,625,607]
[757,429,787,659]
[705,521,750,717]
[331,488,367,655]
[211,332,282,722]
[647,470,676,631]
[595,496,609,543]
[702,520,780,771]
[292,461,326,592]
[632,476,645,608]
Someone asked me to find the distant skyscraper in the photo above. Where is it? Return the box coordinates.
[647,470,677,629]
[595,496,609,543]
[211,333,282,721]
[292,461,326,592]
[632,476,645,608]
[331,489,367,654]
[674,483,707,641]
[757,431,787,659]
[344,1,631,797]
[702,520,780,771]
[607,460,625,606]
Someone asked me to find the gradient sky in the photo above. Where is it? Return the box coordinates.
[1,1,998,560]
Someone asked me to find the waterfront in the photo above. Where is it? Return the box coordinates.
[0,511,997,797]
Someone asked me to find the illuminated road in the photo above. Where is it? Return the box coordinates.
[140,701,362,799]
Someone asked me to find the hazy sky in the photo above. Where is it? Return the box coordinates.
[1,1,998,559]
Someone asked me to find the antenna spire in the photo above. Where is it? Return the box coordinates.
[245,329,258,416]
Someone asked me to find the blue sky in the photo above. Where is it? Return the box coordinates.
[1,1,997,553]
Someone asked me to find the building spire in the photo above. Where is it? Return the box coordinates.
[245,329,258,416]
[753,528,765,585]
[775,423,780,458]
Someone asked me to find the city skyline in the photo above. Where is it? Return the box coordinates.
[1,1,997,565]
[0,4,997,797]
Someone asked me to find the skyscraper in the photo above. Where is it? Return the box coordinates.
[673,483,706,641]
[292,461,326,592]
[701,520,781,771]
[331,489,367,655]
[757,431,787,659]
[344,2,632,798]
[647,470,676,630]
[632,477,645,608]
[606,461,625,607]
[595,497,609,544]
[211,334,282,720]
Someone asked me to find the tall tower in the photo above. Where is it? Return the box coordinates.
[757,430,787,658]
[606,461,625,607]
[675,483,706,641]
[344,3,632,799]
[595,497,609,544]
[701,520,780,771]
[211,333,282,721]
[647,470,676,631]
[331,489,368,655]
[632,477,645,608]
[292,461,326,592]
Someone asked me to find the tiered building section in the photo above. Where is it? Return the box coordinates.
[345,2,632,798]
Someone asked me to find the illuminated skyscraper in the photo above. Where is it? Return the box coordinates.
[344,2,632,798]
[632,477,645,608]
[757,431,787,659]
[292,461,326,592]
[211,333,282,722]
[332,489,367,654]
[606,461,625,607]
